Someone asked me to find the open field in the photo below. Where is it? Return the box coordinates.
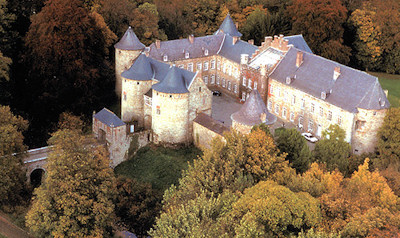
[114,145,201,192]
[370,72,400,108]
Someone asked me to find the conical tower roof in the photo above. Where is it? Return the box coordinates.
[115,26,145,50]
[152,66,189,94]
[121,54,153,81]
[231,90,276,126]
[214,13,242,37]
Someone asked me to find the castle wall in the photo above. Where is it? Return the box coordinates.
[193,121,226,149]
[121,78,152,127]
[152,90,189,144]
[115,49,142,97]
[232,120,252,135]
[352,108,387,154]
[268,79,355,144]
[214,55,241,97]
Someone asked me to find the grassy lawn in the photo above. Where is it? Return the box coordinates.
[369,72,400,108]
[114,144,201,192]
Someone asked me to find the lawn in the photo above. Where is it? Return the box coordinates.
[114,144,201,192]
[369,72,400,108]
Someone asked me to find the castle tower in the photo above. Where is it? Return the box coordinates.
[231,89,276,134]
[115,26,145,97]
[120,54,153,126]
[151,67,190,144]
[214,13,242,37]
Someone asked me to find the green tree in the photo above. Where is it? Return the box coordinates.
[287,0,351,64]
[26,130,115,237]
[0,105,28,207]
[0,51,12,103]
[0,0,16,56]
[114,177,161,237]
[275,128,312,173]
[313,125,351,175]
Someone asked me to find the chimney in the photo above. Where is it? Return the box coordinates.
[260,65,267,76]
[155,40,161,49]
[233,36,239,45]
[260,113,267,123]
[248,39,254,45]
[264,36,273,47]
[296,51,303,67]
[240,54,249,65]
[235,22,239,29]
[189,34,194,44]
[333,66,341,80]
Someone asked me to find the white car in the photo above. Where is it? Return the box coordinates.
[301,132,318,143]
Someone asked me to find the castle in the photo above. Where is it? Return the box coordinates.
[93,14,389,166]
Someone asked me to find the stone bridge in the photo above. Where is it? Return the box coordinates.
[23,146,52,186]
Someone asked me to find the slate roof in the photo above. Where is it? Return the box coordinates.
[284,35,313,53]
[218,34,258,63]
[231,90,277,126]
[121,54,153,81]
[94,108,125,127]
[269,48,390,112]
[115,27,145,51]
[152,66,191,94]
[193,113,230,136]
[148,34,225,62]
[214,13,242,37]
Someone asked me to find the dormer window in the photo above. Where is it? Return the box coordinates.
[163,55,168,61]
[204,49,209,56]
[185,52,189,59]
[321,91,326,100]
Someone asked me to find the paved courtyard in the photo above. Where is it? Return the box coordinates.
[211,92,242,127]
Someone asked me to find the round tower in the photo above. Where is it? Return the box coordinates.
[231,89,276,134]
[115,26,145,97]
[121,54,153,127]
[151,67,190,144]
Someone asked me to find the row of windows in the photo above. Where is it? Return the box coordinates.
[268,101,343,126]
[242,77,258,90]
[178,60,217,72]
[163,49,209,62]
[203,75,238,93]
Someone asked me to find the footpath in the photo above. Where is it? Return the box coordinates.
[0,212,34,238]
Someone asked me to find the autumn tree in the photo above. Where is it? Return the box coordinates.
[0,105,28,208]
[287,0,351,64]
[0,0,16,56]
[114,177,161,237]
[275,128,312,173]
[26,129,115,237]
[313,125,351,175]
[57,111,85,133]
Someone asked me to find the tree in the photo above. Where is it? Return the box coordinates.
[0,51,12,104]
[114,177,161,237]
[0,105,28,207]
[313,125,351,175]
[0,0,16,56]
[275,128,312,173]
[57,111,85,133]
[26,130,115,237]
[287,0,351,64]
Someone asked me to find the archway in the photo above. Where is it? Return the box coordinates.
[30,168,45,188]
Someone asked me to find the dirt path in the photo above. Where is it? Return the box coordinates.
[0,212,34,238]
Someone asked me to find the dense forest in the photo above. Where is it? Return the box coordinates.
[0,0,399,147]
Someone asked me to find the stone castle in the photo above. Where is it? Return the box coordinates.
[93,14,389,166]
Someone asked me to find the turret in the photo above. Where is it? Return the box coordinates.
[214,13,242,38]
[115,26,145,97]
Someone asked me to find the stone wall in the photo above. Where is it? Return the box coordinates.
[115,49,142,96]
[352,108,387,154]
[193,121,226,149]
[121,78,152,126]
[152,91,190,144]
[232,120,252,135]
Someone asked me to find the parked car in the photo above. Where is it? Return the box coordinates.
[301,132,318,143]
[212,90,222,96]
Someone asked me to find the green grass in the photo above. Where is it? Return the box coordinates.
[369,72,400,108]
[0,232,7,238]
[114,144,201,192]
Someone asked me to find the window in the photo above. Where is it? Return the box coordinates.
[270,84,274,94]
[234,84,238,93]
[204,61,209,71]
[275,104,280,114]
[204,49,208,56]
[248,79,252,89]
[163,55,168,61]
[211,74,215,84]
[178,64,184,69]
[267,101,272,110]
[203,76,208,84]
[216,75,220,85]
[199,87,202,92]
[301,98,305,109]
[222,64,226,73]
[355,120,366,130]
[276,87,280,97]
[299,117,303,129]
[217,60,221,70]
[123,91,127,101]
[328,111,332,121]
[242,92,246,101]
[290,112,294,122]
[338,115,342,125]
[228,81,231,90]
[228,65,232,75]
[291,95,296,105]
[197,62,202,71]
[144,96,152,106]
[185,52,189,59]
[282,107,287,119]
[319,106,324,117]
[211,60,215,69]
[156,108,161,115]
[254,81,258,90]
[310,103,315,113]
[243,77,247,86]
[308,120,313,132]
[188,63,193,72]
[284,91,288,102]
[222,78,226,88]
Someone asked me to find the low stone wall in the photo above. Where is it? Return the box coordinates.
[193,122,226,149]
